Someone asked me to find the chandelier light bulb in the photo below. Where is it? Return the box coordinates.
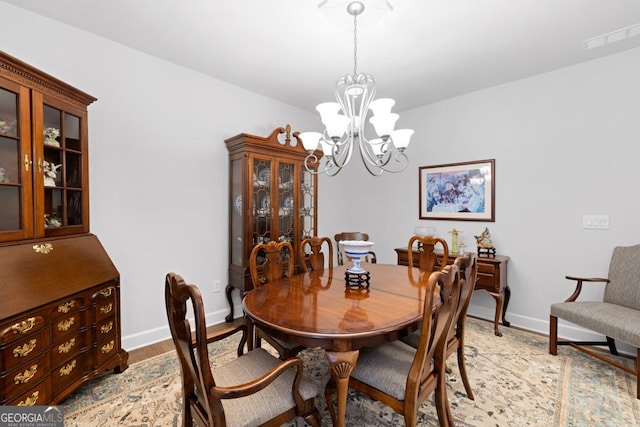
[369,113,399,138]
[298,132,323,152]
[369,98,396,116]
[390,129,414,150]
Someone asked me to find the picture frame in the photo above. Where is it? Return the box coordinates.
[419,159,495,221]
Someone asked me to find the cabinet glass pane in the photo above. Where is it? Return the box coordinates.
[42,105,85,231]
[43,105,61,147]
[44,188,63,229]
[0,87,18,138]
[64,113,81,151]
[301,169,315,239]
[0,87,23,233]
[0,186,20,230]
[252,159,271,245]
[278,162,294,243]
[66,190,82,225]
[230,158,243,266]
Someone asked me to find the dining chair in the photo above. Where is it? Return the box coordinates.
[407,234,449,272]
[334,231,377,266]
[164,273,321,427]
[299,236,334,272]
[325,264,461,427]
[249,241,304,359]
[403,253,478,401]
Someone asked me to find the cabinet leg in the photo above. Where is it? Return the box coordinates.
[488,291,504,337]
[224,284,235,323]
[501,285,511,327]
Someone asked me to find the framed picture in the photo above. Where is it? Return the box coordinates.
[419,159,495,221]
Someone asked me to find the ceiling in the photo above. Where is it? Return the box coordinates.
[4,0,640,113]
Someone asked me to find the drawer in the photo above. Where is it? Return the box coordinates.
[96,317,117,341]
[0,316,46,345]
[478,263,496,275]
[51,296,84,319]
[6,378,51,406]
[51,331,89,368]
[0,353,50,399]
[52,355,89,396]
[94,299,115,323]
[95,336,118,367]
[0,328,50,371]
[51,311,85,341]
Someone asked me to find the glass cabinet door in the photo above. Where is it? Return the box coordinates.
[251,157,272,246]
[301,168,316,240]
[277,161,295,243]
[35,94,89,236]
[0,78,33,242]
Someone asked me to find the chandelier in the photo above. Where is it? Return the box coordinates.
[299,1,414,176]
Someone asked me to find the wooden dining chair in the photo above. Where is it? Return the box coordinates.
[407,234,449,272]
[446,253,478,400]
[299,236,334,272]
[334,231,377,266]
[249,241,304,359]
[325,264,461,427]
[404,253,478,401]
[164,273,321,427]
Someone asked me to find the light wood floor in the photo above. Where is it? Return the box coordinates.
[127,318,245,364]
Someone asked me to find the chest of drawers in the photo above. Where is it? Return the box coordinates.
[0,234,128,405]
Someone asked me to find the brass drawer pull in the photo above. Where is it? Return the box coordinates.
[13,339,37,358]
[99,288,113,298]
[58,300,76,313]
[33,243,53,254]
[57,317,75,332]
[101,340,115,354]
[58,338,76,354]
[100,303,113,315]
[60,360,77,376]
[11,318,36,334]
[14,364,38,384]
[100,321,114,334]
[18,391,39,407]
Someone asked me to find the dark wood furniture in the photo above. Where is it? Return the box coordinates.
[0,51,127,405]
[395,247,510,336]
[164,273,321,426]
[225,125,319,322]
[299,236,333,272]
[0,235,128,405]
[242,263,440,427]
[248,240,303,360]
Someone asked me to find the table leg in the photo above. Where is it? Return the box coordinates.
[325,350,359,427]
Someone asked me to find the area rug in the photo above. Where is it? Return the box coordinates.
[61,317,640,426]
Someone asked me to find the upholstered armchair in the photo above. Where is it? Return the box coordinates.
[549,244,640,399]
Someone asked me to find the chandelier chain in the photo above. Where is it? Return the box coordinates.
[353,12,358,77]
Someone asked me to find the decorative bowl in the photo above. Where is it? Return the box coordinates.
[339,240,375,274]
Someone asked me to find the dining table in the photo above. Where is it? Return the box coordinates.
[242,263,438,427]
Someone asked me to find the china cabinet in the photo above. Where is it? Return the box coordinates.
[0,51,128,405]
[225,125,320,321]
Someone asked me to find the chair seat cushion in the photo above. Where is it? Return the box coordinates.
[551,301,640,348]
[213,348,317,426]
[350,341,416,400]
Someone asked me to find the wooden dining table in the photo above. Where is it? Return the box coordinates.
[242,263,437,427]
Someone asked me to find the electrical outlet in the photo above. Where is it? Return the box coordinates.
[213,280,221,293]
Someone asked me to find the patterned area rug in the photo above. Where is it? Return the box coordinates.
[61,317,640,426]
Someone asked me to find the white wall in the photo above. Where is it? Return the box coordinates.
[0,2,329,349]
[2,2,639,352]
[355,46,640,344]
